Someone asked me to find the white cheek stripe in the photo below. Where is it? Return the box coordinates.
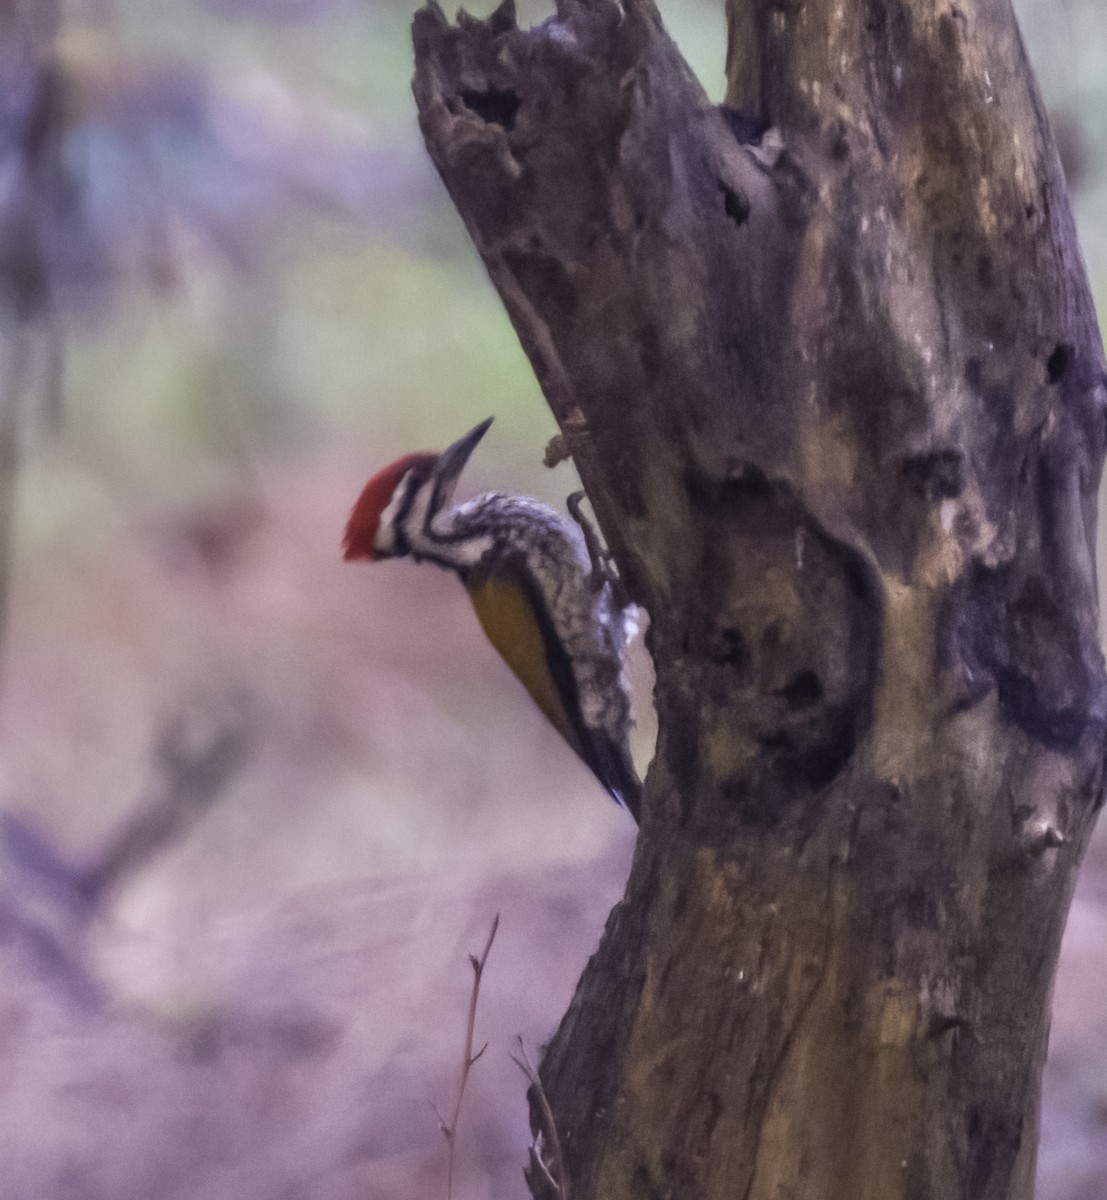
[405,484,435,551]
[373,480,408,555]
[376,476,498,571]
[375,470,434,556]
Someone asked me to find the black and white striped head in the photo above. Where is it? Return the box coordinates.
[343,417,493,563]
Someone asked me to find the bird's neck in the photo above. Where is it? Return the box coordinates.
[403,494,498,574]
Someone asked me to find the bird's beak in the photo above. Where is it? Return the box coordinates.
[431,416,494,509]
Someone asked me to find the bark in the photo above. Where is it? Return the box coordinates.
[411,1,1107,1197]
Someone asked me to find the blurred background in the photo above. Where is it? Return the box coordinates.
[0,1,1102,1197]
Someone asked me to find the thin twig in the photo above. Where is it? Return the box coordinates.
[512,1037,569,1200]
[440,912,500,1200]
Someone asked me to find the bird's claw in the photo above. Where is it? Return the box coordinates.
[567,490,625,601]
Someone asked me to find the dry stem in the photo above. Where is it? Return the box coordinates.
[435,911,500,1200]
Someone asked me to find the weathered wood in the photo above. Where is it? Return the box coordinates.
[411,1,1107,1196]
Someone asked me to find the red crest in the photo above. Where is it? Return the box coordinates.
[343,452,436,561]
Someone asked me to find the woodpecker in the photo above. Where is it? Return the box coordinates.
[343,417,641,822]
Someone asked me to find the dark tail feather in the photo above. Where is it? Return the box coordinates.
[588,736,642,825]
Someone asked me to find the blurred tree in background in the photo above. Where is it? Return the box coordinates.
[0,2,1103,1198]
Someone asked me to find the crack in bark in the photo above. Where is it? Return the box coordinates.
[739,865,839,1200]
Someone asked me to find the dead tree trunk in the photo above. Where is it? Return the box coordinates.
[411,1,1107,1196]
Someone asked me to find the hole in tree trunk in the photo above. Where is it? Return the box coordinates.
[901,449,964,500]
[777,670,824,710]
[721,182,750,226]
[717,106,770,145]
[460,86,521,130]
[1047,342,1075,384]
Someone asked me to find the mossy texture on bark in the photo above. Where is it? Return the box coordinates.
[412,1,1107,1196]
